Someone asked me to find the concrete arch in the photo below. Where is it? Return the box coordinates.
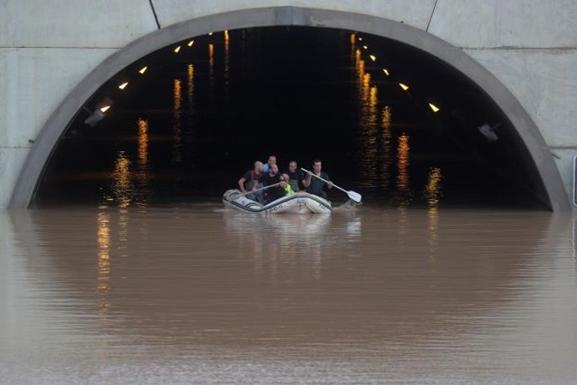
[9,6,570,210]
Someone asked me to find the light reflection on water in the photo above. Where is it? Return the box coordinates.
[186,64,194,110]
[354,44,378,190]
[96,209,111,311]
[208,43,215,84]
[172,78,183,165]
[1,208,576,384]
[224,30,230,85]
[426,167,442,268]
[425,167,443,207]
[137,118,149,171]
[111,151,132,208]
[379,106,393,192]
[135,118,150,203]
[351,35,432,205]
[396,132,411,205]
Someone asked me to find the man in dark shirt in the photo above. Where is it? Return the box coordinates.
[261,163,284,203]
[303,159,333,198]
[238,161,263,193]
[286,160,305,192]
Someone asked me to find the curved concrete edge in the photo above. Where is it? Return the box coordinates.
[9,6,571,211]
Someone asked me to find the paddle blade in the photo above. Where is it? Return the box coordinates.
[347,190,362,203]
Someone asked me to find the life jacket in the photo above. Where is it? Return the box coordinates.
[282,183,295,196]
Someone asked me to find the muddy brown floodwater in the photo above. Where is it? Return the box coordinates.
[1,206,576,384]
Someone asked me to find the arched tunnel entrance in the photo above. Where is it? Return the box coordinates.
[12,8,566,210]
[5,8,577,382]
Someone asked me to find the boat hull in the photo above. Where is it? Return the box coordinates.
[222,190,331,214]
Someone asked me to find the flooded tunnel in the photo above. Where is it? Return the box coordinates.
[34,27,550,209]
[4,11,577,383]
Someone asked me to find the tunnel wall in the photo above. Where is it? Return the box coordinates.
[1,0,576,209]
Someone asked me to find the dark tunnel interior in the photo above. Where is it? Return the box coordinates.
[34,26,550,209]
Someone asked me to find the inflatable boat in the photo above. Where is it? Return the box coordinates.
[222,189,331,214]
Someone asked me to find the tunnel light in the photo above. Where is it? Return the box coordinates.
[358,37,363,41]
[369,55,376,62]
[399,82,409,91]
[187,39,194,47]
[173,45,181,53]
[118,82,128,90]
[428,103,440,113]
[138,66,148,74]
[362,45,368,50]
[85,98,113,127]
[382,68,390,76]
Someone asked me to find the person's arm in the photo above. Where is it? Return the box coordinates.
[238,177,247,193]
[302,173,312,188]
[298,171,306,190]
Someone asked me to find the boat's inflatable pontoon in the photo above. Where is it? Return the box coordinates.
[222,189,331,214]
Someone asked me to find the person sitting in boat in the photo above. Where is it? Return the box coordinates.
[261,163,285,203]
[303,159,333,199]
[238,161,263,201]
[280,173,295,196]
[261,155,277,174]
[286,161,305,192]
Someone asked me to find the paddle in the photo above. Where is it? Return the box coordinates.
[301,168,362,203]
[240,182,282,196]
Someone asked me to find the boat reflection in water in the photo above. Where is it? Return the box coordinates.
[224,212,336,279]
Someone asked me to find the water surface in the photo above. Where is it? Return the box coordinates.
[1,206,576,384]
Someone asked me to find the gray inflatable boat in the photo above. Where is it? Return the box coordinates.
[222,189,331,214]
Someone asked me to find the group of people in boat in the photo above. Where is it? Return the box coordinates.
[238,155,333,204]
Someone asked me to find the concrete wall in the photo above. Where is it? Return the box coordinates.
[0,0,158,207]
[428,0,577,203]
[1,0,576,208]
